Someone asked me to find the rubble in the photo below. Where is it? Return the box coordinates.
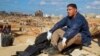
[0,11,100,56]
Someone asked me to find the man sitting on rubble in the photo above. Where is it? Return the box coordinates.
[47,3,92,53]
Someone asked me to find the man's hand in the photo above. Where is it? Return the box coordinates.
[47,31,52,40]
[62,37,67,47]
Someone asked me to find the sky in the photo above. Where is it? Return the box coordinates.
[0,0,100,16]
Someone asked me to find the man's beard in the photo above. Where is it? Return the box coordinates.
[67,15,74,19]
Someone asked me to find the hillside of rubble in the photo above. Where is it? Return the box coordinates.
[0,11,100,56]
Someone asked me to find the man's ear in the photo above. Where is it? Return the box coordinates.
[75,9,77,12]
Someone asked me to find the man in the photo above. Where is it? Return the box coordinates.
[47,3,92,52]
[2,23,11,34]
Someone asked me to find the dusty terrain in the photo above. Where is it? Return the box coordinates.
[0,14,100,56]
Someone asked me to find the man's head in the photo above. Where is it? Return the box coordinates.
[67,3,77,17]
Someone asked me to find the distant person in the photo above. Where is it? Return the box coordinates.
[1,22,13,47]
[2,23,11,34]
[47,3,92,52]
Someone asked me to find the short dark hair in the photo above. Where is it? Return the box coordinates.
[67,3,77,9]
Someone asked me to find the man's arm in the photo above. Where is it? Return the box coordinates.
[50,17,67,33]
[63,19,82,40]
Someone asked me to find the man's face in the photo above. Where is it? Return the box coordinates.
[67,6,77,17]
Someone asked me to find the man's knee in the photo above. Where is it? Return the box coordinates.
[53,29,65,37]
